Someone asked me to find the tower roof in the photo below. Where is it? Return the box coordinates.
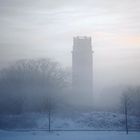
[73,36,91,40]
[73,36,92,52]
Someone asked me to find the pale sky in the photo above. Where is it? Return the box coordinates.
[0,0,140,95]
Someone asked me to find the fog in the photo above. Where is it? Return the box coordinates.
[0,0,140,109]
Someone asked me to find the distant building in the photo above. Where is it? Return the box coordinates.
[72,36,93,106]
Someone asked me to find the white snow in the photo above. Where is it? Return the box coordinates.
[0,130,140,140]
[0,111,139,130]
[0,111,140,140]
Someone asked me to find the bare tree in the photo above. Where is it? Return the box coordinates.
[121,86,140,133]
[0,58,69,115]
[122,92,129,134]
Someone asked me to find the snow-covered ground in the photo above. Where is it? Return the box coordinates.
[0,111,140,130]
[0,111,140,140]
[0,130,140,140]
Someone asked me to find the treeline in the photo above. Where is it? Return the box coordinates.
[0,58,70,114]
[121,87,140,116]
[0,58,140,117]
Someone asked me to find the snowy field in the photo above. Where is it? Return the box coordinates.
[0,111,140,140]
[0,112,140,130]
[0,130,140,140]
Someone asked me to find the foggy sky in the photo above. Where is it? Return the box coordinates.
[0,0,140,94]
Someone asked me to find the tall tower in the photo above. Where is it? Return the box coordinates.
[72,36,93,106]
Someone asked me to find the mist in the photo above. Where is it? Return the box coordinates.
[0,0,140,136]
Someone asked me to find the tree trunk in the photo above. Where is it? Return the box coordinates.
[124,99,128,134]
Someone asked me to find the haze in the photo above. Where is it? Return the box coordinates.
[0,0,140,102]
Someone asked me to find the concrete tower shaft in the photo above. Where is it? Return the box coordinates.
[72,36,93,106]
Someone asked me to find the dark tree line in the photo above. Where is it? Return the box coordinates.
[0,58,69,114]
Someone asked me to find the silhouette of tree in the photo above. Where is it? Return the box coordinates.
[0,58,69,114]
